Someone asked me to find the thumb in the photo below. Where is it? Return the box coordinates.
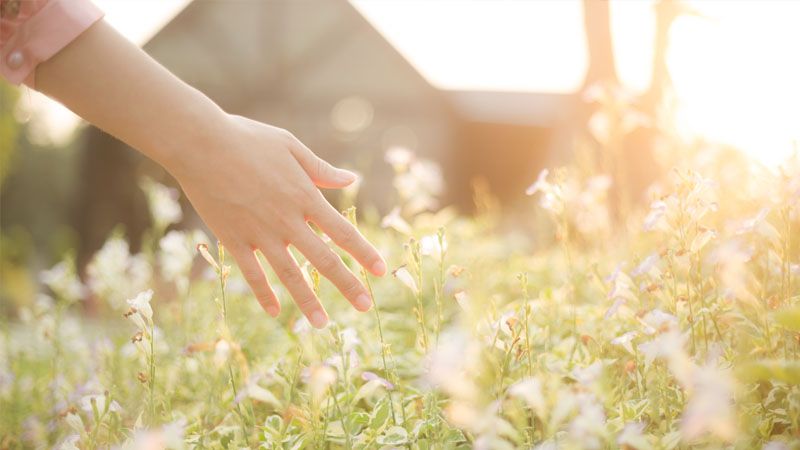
[290,142,358,189]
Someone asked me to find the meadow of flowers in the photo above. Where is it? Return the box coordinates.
[1,103,800,449]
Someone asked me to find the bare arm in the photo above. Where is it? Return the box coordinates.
[36,20,386,328]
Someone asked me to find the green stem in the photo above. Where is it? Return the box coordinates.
[364,269,398,426]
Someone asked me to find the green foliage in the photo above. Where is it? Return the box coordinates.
[0,82,20,187]
[1,91,799,449]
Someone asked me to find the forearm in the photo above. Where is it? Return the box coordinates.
[30,17,386,327]
[34,20,225,173]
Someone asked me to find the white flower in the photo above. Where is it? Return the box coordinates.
[508,377,545,418]
[689,228,717,254]
[454,290,469,310]
[409,159,444,197]
[87,236,152,310]
[339,327,361,353]
[387,149,443,214]
[125,419,186,450]
[419,233,447,261]
[39,260,85,303]
[680,364,736,442]
[57,434,80,450]
[763,442,790,450]
[141,178,182,229]
[159,230,208,292]
[127,290,154,324]
[638,331,693,387]
[588,111,611,144]
[638,331,685,366]
[642,200,667,231]
[736,208,770,235]
[607,267,636,303]
[491,311,517,338]
[640,309,678,334]
[307,364,337,403]
[87,237,130,306]
[525,169,551,196]
[631,253,660,277]
[292,317,312,335]
[79,394,121,414]
[159,231,190,281]
[568,393,606,449]
[235,376,282,408]
[392,266,419,296]
[604,298,626,319]
[160,419,186,449]
[711,240,758,307]
[611,331,638,355]
[385,146,414,171]
[381,207,412,235]
[425,330,483,402]
[361,371,394,390]
[64,413,84,435]
[571,361,603,385]
[213,339,231,367]
[617,422,649,449]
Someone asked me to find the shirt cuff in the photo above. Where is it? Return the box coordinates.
[0,0,104,88]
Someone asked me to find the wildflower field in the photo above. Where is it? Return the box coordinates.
[2,133,800,449]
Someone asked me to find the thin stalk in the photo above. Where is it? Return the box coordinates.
[677,207,697,354]
[519,273,534,377]
[363,269,398,425]
[434,228,446,347]
[217,262,252,446]
[331,389,352,450]
[149,324,156,423]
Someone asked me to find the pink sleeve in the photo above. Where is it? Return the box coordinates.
[0,0,103,88]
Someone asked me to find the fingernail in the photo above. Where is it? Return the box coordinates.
[371,260,387,276]
[337,169,358,183]
[266,305,279,317]
[354,293,372,311]
[309,310,328,328]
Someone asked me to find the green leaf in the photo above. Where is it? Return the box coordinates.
[738,360,800,384]
[370,399,391,430]
[377,426,409,445]
[353,379,387,404]
[345,411,370,435]
[660,431,682,450]
[774,306,800,331]
[263,414,283,432]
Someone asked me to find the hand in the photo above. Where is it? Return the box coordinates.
[32,21,385,327]
[170,114,386,328]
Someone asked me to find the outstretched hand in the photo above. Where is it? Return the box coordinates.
[171,115,386,328]
[34,20,385,327]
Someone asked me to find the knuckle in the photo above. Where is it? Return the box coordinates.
[341,277,362,297]
[291,186,318,206]
[278,265,302,284]
[316,251,340,273]
[240,266,263,283]
[297,295,318,311]
[338,227,359,247]
[278,128,295,142]
[310,196,329,215]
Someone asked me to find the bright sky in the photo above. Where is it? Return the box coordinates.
[23,0,800,167]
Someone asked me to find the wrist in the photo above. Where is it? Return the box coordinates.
[144,90,230,177]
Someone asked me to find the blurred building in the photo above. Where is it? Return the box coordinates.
[77,0,564,257]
